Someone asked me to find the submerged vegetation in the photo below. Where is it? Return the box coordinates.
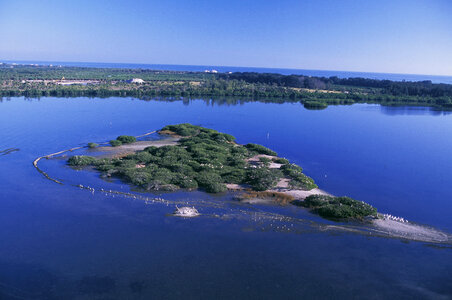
[2,64,452,109]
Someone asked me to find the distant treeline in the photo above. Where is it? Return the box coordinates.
[1,64,451,109]
[0,64,211,81]
[218,72,452,98]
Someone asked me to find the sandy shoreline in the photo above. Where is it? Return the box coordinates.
[370,218,451,243]
[96,137,180,156]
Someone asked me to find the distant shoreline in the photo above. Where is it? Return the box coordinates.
[2,59,452,84]
[2,63,452,110]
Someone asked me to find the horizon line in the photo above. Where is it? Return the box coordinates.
[1,58,451,78]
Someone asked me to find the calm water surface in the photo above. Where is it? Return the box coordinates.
[0,97,451,299]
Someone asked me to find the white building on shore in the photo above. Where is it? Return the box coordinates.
[131,78,145,84]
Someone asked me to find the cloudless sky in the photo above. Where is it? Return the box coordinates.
[0,0,451,75]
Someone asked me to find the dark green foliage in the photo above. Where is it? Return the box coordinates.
[281,163,318,190]
[288,173,317,190]
[246,167,282,191]
[116,159,138,169]
[146,180,179,191]
[222,133,236,142]
[109,139,122,147]
[221,168,247,184]
[117,135,136,144]
[205,182,227,193]
[172,174,199,189]
[303,101,328,109]
[281,163,303,174]
[245,143,277,156]
[259,156,272,165]
[67,124,317,194]
[123,170,153,186]
[152,168,176,183]
[68,155,96,166]
[195,171,227,193]
[88,142,99,148]
[161,123,201,136]
[134,151,159,164]
[273,157,289,164]
[298,195,377,221]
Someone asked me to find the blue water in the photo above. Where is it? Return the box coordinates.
[0,97,452,299]
[4,59,452,84]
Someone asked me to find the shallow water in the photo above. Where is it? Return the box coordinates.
[0,97,452,299]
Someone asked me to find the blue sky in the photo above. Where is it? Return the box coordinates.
[0,0,451,75]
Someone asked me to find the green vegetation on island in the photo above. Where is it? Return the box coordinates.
[67,123,378,221]
[293,194,378,220]
[117,135,137,144]
[108,135,136,147]
[109,140,122,147]
[68,124,316,193]
[1,64,452,109]
[88,142,99,148]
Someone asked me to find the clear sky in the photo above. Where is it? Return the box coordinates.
[0,0,451,75]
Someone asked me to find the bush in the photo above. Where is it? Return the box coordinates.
[273,157,289,164]
[280,163,317,190]
[259,156,272,165]
[204,182,227,193]
[172,174,198,189]
[124,170,153,186]
[146,180,179,191]
[288,173,317,190]
[134,151,159,164]
[152,168,175,184]
[110,139,122,147]
[246,167,282,191]
[303,101,328,110]
[196,171,227,193]
[68,155,96,166]
[161,123,201,136]
[281,163,303,175]
[223,133,236,142]
[221,168,247,184]
[116,159,138,169]
[211,132,236,143]
[117,135,136,144]
[96,164,116,172]
[300,195,377,220]
[88,142,99,148]
[245,143,277,156]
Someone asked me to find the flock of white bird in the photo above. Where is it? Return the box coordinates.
[381,213,408,223]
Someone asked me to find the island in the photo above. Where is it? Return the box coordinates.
[67,123,378,221]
